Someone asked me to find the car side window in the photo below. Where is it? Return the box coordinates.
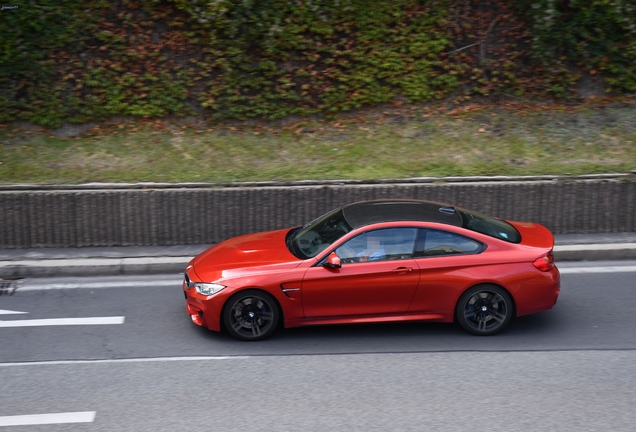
[414,229,483,257]
[335,228,418,263]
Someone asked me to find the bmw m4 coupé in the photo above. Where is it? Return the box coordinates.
[183,200,560,340]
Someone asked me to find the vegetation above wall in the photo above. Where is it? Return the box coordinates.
[1,0,635,127]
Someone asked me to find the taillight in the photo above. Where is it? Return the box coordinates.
[533,251,555,272]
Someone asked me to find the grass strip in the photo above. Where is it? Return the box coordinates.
[1,104,635,184]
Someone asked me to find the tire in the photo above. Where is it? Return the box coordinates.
[223,290,279,341]
[455,284,513,336]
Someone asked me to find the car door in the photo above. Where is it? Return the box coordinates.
[409,228,486,313]
[301,227,420,318]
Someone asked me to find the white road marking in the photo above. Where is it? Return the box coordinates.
[554,243,636,252]
[0,316,125,328]
[0,411,96,427]
[0,309,27,315]
[18,279,182,291]
[8,262,636,293]
[559,266,636,274]
[0,356,249,367]
[0,257,190,268]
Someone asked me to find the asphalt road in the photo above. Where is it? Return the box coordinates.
[1,262,636,431]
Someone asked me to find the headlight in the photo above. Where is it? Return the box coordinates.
[194,283,226,296]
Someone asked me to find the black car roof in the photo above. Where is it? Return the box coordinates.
[342,200,463,229]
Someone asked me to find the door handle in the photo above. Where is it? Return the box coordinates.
[392,267,413,273]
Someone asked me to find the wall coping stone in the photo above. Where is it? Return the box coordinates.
[0,172,634,191]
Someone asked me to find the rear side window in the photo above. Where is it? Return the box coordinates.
[458,209,521,243]
[414,229,484,257]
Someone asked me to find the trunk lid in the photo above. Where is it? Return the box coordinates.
[507,220,555,250]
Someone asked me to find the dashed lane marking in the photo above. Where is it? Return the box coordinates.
[0,309,27,315]
[0,411,96,427]
[0,316,125,328]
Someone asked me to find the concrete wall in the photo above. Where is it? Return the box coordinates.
[1,177,634,248]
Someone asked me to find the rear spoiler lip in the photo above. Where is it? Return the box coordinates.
[506,220,555,250]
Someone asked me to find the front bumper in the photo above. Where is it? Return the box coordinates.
[183,279,224,332]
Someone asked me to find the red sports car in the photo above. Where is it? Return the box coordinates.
[183,200,560,341]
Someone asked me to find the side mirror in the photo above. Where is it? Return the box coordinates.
[323,252,341,269]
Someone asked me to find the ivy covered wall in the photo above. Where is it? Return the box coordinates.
[1,0,635,127]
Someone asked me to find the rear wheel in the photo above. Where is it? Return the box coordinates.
[223,290,279,341]
[456,285,513,336]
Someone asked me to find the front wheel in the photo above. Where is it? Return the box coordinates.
[456,285,513,336]
[223,290,279,341]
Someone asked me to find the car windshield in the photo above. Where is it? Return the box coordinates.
[457,209,521,243]
[289,208,353,259]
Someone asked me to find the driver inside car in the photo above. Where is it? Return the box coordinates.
[356,233,386,262]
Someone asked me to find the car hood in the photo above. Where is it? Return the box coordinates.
[191,228,302,282]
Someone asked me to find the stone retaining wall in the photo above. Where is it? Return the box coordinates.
[1,178,634,248]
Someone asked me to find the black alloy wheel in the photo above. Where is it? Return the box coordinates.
[456,285,513,336]
[223,290,279,341]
